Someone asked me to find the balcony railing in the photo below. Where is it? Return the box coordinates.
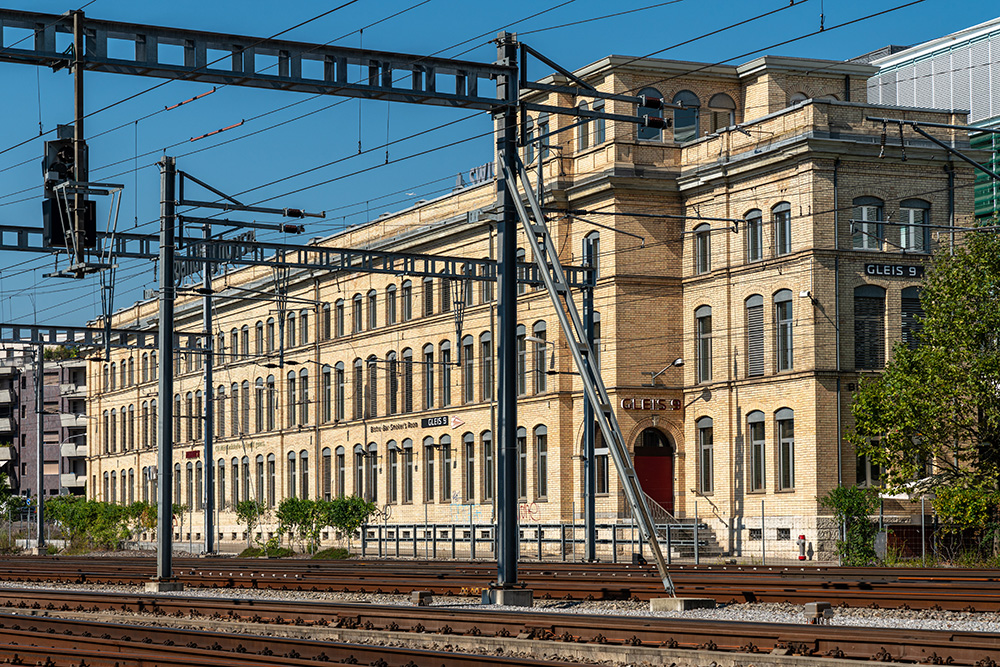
[59,413,87,428]
[60,442,87,458]
[60,473,85,488]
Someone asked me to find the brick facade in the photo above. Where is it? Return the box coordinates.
[87,53,977,560]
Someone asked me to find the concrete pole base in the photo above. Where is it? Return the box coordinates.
[482,588,534,607]
[145,580,185,593]
[28,547,47,556]
[650,597,716,612]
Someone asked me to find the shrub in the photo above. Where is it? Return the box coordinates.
[312,547,351,560]
[820,485,880,566]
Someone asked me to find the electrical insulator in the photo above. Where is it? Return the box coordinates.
[642,115,671,129]
[283,208,305,218]
[280,223,305,234]
[638,94,664,110]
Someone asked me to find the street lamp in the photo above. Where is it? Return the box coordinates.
[524,336,556,374]
[641,358,684,386]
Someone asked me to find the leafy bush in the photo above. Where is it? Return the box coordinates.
[820,485,880,565]
[312,547,351,560]
[239,545,294,558]
[235,500,268,549]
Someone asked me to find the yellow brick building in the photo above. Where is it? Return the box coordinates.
[87,53,976,560]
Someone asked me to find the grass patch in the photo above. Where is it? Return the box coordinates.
[239,546,295,558]
[311,547,352,560]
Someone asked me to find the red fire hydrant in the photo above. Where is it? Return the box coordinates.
[797,534,806,561]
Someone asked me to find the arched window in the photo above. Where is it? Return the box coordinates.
[440,435,452,501]
[230,383,239,435]
[239,456,249,504]
[593,99,606,144]
[334,300,345,337]
[185,463,195,508]
[185,392,194,441]
[322,365,332,423]
[440,341,452,407]
[481,430,494,501]
[402,349,414,413]
[745,209,763,263]
[852,196,884,250]
[747,410,765,491]
[773,202,791,256]
[231,457,240,506]
[480,259,494,303]
[335,446,346,499]
[774,289,794,372]
[365,357,377,418]
[255,454,264,507]
[300,449,310,499]
[321,448,332,501]
[401,439,413,503]
[708,93,736,132]
[386,351,398,415]
[287,371,297,426]
[287,311,297,348]
[352,293,363,332]
[287,450,297,498]
[110,408,117,452]
[103,364,109,391]
[637,87,664,141]
[386,284,397,325]
[102,410,109,453]
[577,101,590,150]
[423,344,435,410]
[352,359,363,419]
[789,91,808,105]
[537,112,550,160]
[255,321,264,355]
[365,443,377,503]
[354,444,365,498]
[694,223,711,274]
[194,461,202,510]
[900,198,930,253]
[240,325,249,359]
[141,401,149,448]
[515,325,526,396]
[854,285,886,369]
[696,305,712,383]
[534,425,548,499]
[745,294,764,377]
[462,335,474,403]
[516,426,527,501]
[697,416,714,494]
[422,277,434,317]
[423,436,436,502]
[230,328,239,360]
[150,351,157,380]
[267,453,276,506]
[672,90,700,142]
[299,368,309,425]
[217,458,226,510]
[366,290,377,329]
[401,281,413,321]
[299,308,309,345]
[255,378,264,432]
[216,333,225,363]
[387,441,398,504]
[266,317,276,352]
[321,302,332,340]
[776,407,795,490]
[127,357,134,386]
[525,115,536,163]
[266,375,276,430]
[110,363,116,391]
[463,432,475,501]
[334,362,345,420]
[241,379,250,433]
[533,321,547,394]
[479,333,493,402]
[515,248,526,295]
[128,404,135,450]
[215,385,225,438]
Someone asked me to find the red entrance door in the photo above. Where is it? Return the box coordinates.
[635,454,674,514]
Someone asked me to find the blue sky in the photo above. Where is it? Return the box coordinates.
[0,0,994,328]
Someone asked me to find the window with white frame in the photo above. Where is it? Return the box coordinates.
[852,196,884,250]
[776,408,795,490]
[698,416,714,494]
[748,411,765,491]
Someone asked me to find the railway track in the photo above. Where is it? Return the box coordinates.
[2,557,1000,610]
[0,587,998,665]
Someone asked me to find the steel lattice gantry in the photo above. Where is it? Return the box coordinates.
[0,8,514,110]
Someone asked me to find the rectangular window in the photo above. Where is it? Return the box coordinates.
[746,303,764,377]
[746,214,762,262]
[386,289,397,325]
[774,206,791,255]
[482,434,494,501]
[778,416,795,490]
[596,450,609,495]
[480,338,493,402]
[749,419,765,491]
[775,299,793,372]
[423,351,434,410]
[855,296,886,369]
[699,423,713,494]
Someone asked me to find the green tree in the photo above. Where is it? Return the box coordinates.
[850,229,1000,493]
[327,495,376,552]
[235,500,267,549]
[820,485,881,565]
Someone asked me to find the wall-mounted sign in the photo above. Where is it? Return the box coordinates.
[620,398,681,411]
[185,450,200,459]
[865,264,924,279]
[370,420,419,433]
[421,415,449,428]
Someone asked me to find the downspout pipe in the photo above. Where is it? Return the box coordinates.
[833,158,842,486]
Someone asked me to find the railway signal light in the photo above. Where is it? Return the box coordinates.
[41,124,95,249]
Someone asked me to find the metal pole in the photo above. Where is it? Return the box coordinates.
[71,10,85,270]
[34,345,44,549]
[583,253,596,562]
[921,496,926,564]
[495,31,519,591]
[761,499,765,565]
[156,156,177,582]
[203,222,214,554]
[694,501,699,565]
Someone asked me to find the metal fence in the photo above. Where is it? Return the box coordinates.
[360,522,712,564]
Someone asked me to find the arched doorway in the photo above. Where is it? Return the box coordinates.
[634,428,674,513]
